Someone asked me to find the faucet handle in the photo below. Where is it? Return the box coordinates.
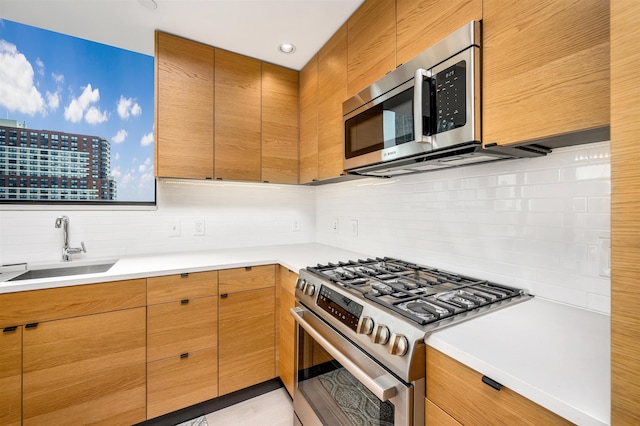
[80,241,87,253]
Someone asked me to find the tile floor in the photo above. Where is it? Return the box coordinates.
[177,388,294,426]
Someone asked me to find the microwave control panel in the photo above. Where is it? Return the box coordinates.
[435,60,467,133]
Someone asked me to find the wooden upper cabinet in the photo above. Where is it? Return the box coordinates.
[318,24,348,181]
[261,63,299,184]
[482,0,609,147]
[396,0,482,66]
[215,49,262,181]
[155,32,214,179]
[299,55,319,184]
[347,0,396,97]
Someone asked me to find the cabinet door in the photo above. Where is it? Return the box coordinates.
[147,347,218,419]
[318,24,348,181]
[218,287,275,395]
[155,31,214,179]
[262,63,299,184]
[23,308,146,425]
[426,347,570,425]
[396,0,482,66]
[215,49,262,181]
[426,398,461,426]
[277,283,296,397]
[482,0,609,147]
[147,297,217,362]
[299,55,319,184]
[0,327,21,426]
[346,0,396,98]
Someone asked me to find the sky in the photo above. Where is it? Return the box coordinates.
[0,19,155,202]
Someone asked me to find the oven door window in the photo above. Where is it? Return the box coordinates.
[297,327,395,425]
[345,87,414,159]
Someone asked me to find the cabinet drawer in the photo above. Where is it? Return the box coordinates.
[426,347,571,425]
[147,271,218,305]
[147,347,218,419]
[0,279,146,328]
[426,398,461,426]
[219,265,275,294]
[278,265,298,297]
[147,297,217,362]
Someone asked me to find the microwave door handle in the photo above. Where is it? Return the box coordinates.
[291,307,398,401]
[414,68,432,145]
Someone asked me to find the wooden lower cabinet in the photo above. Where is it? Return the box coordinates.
[23,308,147,426]
[277,266,298,396]
[147,348,218,419]
[425,398,461,426]
[219,286,276,395]
[426,347,570,425]
[0,326,22,426]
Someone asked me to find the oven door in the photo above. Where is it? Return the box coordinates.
[292,306,415,426]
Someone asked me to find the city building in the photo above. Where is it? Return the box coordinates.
[0,119,117,201]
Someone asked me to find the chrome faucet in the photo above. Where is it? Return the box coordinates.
[54,215,86,261]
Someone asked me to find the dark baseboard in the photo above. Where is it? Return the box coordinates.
[136,378,285,426]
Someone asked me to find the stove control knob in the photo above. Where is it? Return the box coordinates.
[357,316,374,335]
[388,333,409,356]
[304,283,316,296]
[371,324,390,345]
[295,278,306,290]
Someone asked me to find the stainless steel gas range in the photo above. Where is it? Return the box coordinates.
[292,257,532,426]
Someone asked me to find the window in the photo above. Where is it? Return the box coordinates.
[0,19,155,205]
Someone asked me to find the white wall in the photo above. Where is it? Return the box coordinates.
[315,142,611,314]
[0,142,611,314]
[0,180,316,265]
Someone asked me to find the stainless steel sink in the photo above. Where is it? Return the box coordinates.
[8,262,116,281]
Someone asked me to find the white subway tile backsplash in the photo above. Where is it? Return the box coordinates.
[0,142,610,314]
[316,142,611,314]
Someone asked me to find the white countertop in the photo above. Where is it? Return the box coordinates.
[0,244,611,425]
[426,297,610,425]
[0,243,369,294]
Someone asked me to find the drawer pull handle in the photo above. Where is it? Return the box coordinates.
[245,266,252,271]
[180,273,189,278]
[482,375,503,391]
[25,323,39,329]
[3,326,18,333]
[181,299,190,305]
[221,293,228,299]
[180,353,189,359]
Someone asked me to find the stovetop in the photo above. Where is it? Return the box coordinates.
[307,257,526,327]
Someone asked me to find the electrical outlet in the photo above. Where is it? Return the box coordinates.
[331,218,339,233]
[168,220,181,237]
[598,237,611,277]
[194,219,205,236]
[292,217,301,232]
[350,219,358,237]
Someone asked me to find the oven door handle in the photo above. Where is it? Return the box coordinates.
[291,307,398,401]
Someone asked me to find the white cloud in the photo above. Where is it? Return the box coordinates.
[111,165,122,180]
[84,106,108,124]
[139,164,147,172]
[112,129,127,144]
[117,95,142,120]
[51,72,64,83]
[46,90,60,111]
[140,132,154,147]
[114,152,120,161]
[138,157,152,173]
[35,57,44,75]
[64,84,107,124]
[0,40,46,115]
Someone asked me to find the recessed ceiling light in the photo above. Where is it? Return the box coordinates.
[278,43,296,54]
[139,0,158,10]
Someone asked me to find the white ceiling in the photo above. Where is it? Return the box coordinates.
[0,0,364,70]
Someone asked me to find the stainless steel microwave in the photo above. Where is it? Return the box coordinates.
[343,21,512,177]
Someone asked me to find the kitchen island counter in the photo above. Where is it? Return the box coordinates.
[426,297,610,425]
